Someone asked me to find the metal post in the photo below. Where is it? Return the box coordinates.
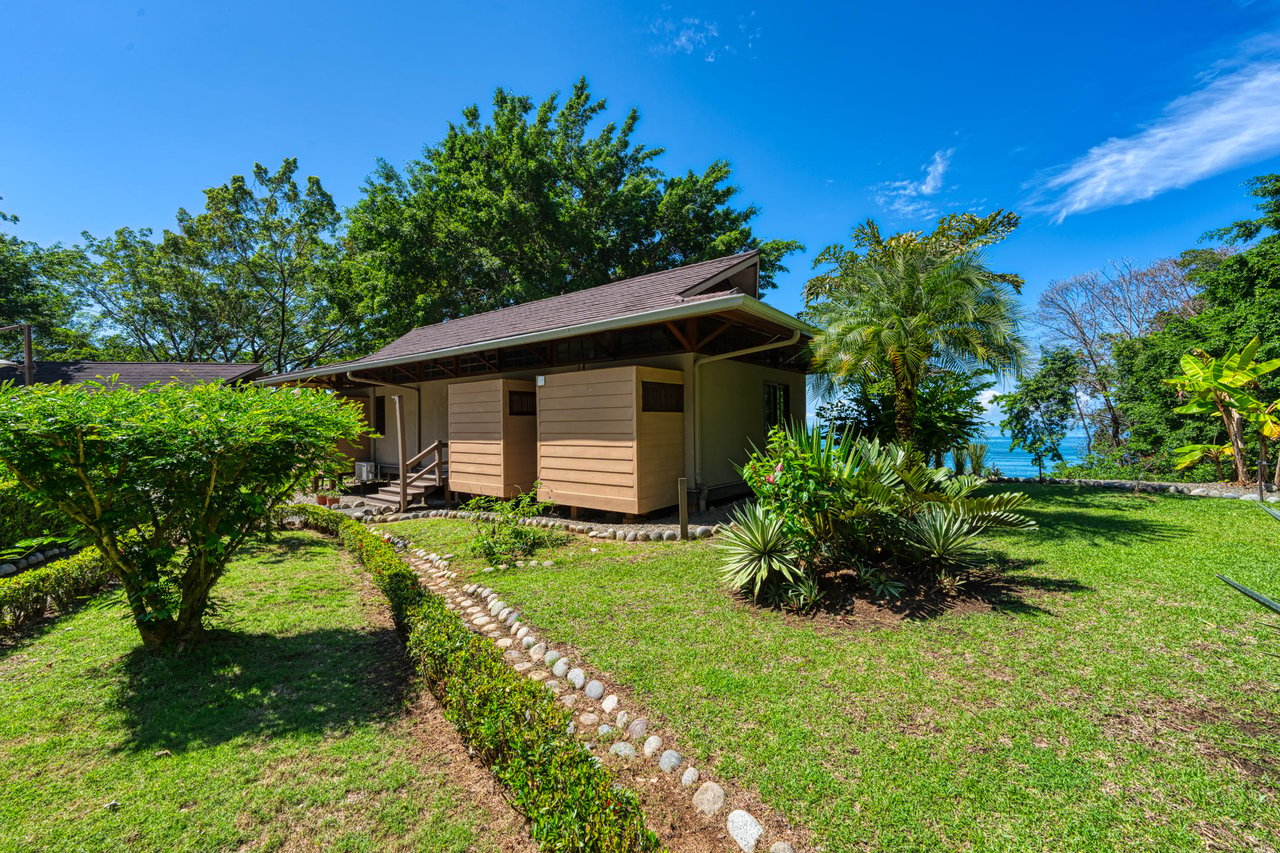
[393,394,408,513]
[21,324,32,387]
[677,477,689,540]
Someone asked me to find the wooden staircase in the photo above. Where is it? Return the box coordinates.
[363,440,448,512]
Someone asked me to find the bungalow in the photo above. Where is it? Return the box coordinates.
[258,251,813,514]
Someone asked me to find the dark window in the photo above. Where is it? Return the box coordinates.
[642,381,684,413]
[764,382,791,431]
[509,390,537,416]
[374,396,387,436]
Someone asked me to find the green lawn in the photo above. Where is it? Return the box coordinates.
[0,531,524,853]
[388,486,1280,853]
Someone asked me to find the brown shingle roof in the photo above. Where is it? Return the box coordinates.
[0,361,264,387]
[367,251,760,362]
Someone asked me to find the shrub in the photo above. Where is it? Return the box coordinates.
[718,503,800,600]
[0,474,73,557]
[739,423,1035,593]
[460,486,564,563]
[287,504,658,852]
[0,381,366,648]
[0,546,114,634]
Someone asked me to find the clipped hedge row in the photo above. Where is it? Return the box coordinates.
[286,505,659,853]
[0,546,114,634]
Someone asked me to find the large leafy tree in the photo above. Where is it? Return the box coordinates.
[346,78,802,346]
[804,213,1026,442]
[996,347,1081,480]
[77,159,354,373]
[0,382,366,648]
[0,208,96,361]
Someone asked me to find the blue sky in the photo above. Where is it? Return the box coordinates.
[4,0,1280,337]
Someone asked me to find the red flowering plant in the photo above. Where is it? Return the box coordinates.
[740,425,848,564]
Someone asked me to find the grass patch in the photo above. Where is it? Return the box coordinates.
[387,486,1280,852]
[0,531,522,853]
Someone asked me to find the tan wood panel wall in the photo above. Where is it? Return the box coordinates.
[448,378,537,498]
[537,365,684,515]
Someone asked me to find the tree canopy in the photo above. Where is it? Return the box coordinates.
[346,78,802,347]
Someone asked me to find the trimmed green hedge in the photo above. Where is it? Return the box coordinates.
[0,546,113,634]
[287,505,659,853]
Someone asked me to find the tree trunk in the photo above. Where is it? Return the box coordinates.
[893,376,916,444]
[1260,437,1270,502]
[1223,407,1249,484]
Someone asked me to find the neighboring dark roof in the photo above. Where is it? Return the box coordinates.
[0,361,265,387]
[368,251,761,362]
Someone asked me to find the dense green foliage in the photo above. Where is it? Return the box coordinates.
[347,78,801,348]
[0,208,96,361]
[289,504,659,852]
[0,543,113,633]
[997,347,1081,479]
[76,159,354,372]
[737,424,1034,596]
[1050,175,1280,482]
[407,489,1280,852]
[717,502,801,601]
[0,382,365,647]
[815,368,993,465]
[805,213,1025,441]
[0,473,72,555]
[459,486,565,563]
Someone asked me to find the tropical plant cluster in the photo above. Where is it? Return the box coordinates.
[0,380,366,648]
[460,485,566,563]
[721,424,1034,605]
[288,504,659,852]
[0,544,113,634]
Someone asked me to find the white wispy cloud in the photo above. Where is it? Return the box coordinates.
[1034,58,1280,222]
[873,148,954,218]
[649,15,722,62]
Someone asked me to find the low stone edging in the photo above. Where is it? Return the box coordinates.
[386,537,798,853]
[344,504,722,541]
[990,476,1280,503]
[0,545,74,578]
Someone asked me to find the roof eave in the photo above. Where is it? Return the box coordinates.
[256,294,813,386]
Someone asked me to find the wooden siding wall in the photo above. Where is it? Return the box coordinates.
[537,365,684,514]
[336,394,372,462]
[448,379,537,498]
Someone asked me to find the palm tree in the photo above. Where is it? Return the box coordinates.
[805,213,1026,443]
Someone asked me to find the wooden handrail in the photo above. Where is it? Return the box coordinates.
[398,437,448,512]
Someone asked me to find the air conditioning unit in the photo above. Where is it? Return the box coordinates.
[353,462,378,482]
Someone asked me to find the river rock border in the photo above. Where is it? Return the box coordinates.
[343,504,723,540]
[0,545,75,578]
[991,476,1280,502]
[376,531,796,853]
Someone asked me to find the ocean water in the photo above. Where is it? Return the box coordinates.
[965,431,1089,478]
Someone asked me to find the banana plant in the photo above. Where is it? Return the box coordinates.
[1165,336,1280,493]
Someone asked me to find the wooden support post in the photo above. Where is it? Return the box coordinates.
[677,477,689,540]
[393,394,408,513]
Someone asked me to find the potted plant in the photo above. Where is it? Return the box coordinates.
[322,489,343,507]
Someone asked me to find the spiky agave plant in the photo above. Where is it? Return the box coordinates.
[717,503,802,600]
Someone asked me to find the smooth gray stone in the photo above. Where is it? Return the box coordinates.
[663,530,678,541]
[625,530,637,542]
[584,679,605,699]
[658,749,682,772]
[625,717,647,739]
[692,781,725,816]
[695,526,713,538]
[642,735,662,757]
[680,766,699,787]
[566,667,586,689]
[636,532,649,542]
[0,564,15,577]
[601,694,619,713]
[770,843,796,853]
[542,649,561,667]
[552,658,570,678]
[727,810,764,853]
[609,741,637,759]
[529,642,547,663]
